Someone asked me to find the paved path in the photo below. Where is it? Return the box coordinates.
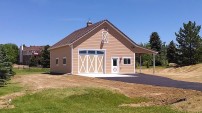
[99,73,202,91]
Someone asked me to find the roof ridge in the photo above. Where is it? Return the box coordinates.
[50,19,107,49]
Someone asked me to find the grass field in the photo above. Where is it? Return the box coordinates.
[0,82,22,96]
[13,68,50,75]
[0,88,184,113]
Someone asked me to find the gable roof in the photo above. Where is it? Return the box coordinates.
[50,20,157,54]
[50,20,106,50]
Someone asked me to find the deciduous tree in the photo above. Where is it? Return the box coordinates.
[3,43,19,63]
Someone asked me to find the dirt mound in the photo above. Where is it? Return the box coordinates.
[142,64,202,83]
[161,64,202,74]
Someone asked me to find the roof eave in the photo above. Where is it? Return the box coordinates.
[105,20,157,54]
[48,44,71,50]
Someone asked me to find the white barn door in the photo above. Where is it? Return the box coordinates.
[79,50,104,74]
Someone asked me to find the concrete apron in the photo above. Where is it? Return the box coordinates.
[77,74,137,78]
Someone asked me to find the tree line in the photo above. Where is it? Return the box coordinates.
[0,44,50,86]
[29,45,50,68]
[140,21,202,67]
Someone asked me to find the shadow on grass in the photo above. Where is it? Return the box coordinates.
[42,72,67,76]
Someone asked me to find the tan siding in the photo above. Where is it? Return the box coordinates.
[50,46,71,73]
[73,23,135,74]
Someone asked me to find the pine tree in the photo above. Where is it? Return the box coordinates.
[41,45,50,68]
[167,40,177,63]
[149,32,162,52]
[149,32,162,65]
[199,39,202,62]
[175,21,202,65]
[0,45,14,86]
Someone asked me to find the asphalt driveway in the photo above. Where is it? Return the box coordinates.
[99,73,202,91]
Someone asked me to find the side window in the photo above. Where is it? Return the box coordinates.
[63,57,66,65]
[56,58,59,65]
[123,58,131,65]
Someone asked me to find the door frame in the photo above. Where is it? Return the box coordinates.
[78,49,106,74]
[111,57,119,73]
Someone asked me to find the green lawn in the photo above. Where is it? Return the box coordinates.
[0,82,22,96]
[0,88,184,113]
[13,68,50,75]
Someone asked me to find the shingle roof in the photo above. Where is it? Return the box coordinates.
[50,20,106,49]
[49,19,157,54]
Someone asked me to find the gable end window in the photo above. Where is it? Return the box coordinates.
[63,57,66,65]
[123,58,131,65]
[56,58,59,65]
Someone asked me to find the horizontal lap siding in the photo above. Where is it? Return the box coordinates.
[73,23,135,74]
[50,46,71,73]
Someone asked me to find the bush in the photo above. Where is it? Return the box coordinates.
[143,61,150,68]
[29,56,39,67]
[0,79,6,87]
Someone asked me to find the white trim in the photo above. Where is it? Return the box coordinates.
[122,57,132,65]
[111,57,119,73]
[63,57,67,66]
[78,49,79,74]
[56,58,59,66]
[86,55,89,73]
[95,55,98,73]
[134,53,136,73]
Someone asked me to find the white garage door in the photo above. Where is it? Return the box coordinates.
[78,50,105,74]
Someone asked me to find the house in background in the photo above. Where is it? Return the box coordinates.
[19,45,44,65]
[49,20,157,74]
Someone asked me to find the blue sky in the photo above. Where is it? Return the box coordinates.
[0,0,202,47]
